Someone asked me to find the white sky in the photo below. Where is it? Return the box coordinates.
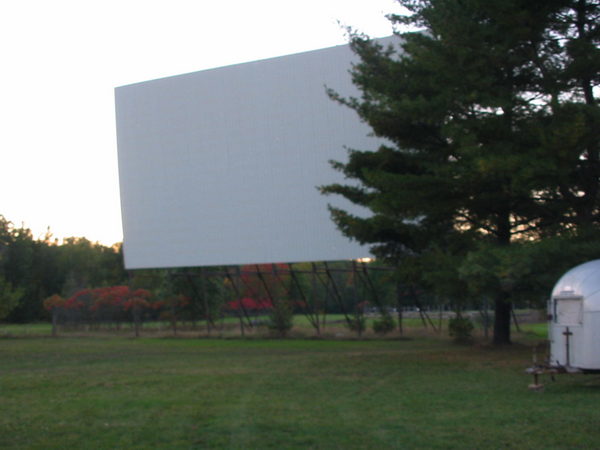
[0,0,400,246]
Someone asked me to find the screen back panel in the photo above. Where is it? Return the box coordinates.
[115,41,384,269]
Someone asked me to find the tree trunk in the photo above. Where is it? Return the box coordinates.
[395,281,403,336]
[51,310,58,337]
[238,312,245,337]
[479,297,490,340]
[493,292,512,345]
[171,304,178,336]
[493,209,512,345]
[133,305,141,338]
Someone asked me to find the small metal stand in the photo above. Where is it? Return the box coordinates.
[525,344,581,391]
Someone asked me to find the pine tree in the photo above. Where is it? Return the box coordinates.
[322,0,599,344]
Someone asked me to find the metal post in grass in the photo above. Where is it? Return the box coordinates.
[316,265,328,330]
[225,266,245,337]
[287,263,322,336]
[321,262,353,331]
[237,266,267,329]
[413,291,438,333]
[166,270,178,337]
[127,271,141,338]
[233,266,254,330]
[350,262,365,338]
[200,267,211,335]
[256,264,293,337]
[357,261,384,313]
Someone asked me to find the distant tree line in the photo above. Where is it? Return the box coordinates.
[39,263,412,337]
[0,215,127,322]
[0,212,577,338]
[0,215,448,336]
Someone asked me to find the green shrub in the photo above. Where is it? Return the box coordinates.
[267,300,293,337]
[448,315,474,343]
[347,316,366,335]
[372,314,395,335]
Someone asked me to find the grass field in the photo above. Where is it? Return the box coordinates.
[2,330,599,449]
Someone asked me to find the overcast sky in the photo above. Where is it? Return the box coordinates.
[0,0,400,246]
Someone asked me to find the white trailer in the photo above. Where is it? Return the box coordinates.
[549,259,600,371]
[528,259,600,389]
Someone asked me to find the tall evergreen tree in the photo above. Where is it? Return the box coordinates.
[321,0,599,344]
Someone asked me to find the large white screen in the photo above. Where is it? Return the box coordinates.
[115,41,384,269]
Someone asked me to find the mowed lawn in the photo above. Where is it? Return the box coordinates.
[1,336,599,449]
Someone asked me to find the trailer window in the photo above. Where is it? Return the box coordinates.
[554,297,583,326]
